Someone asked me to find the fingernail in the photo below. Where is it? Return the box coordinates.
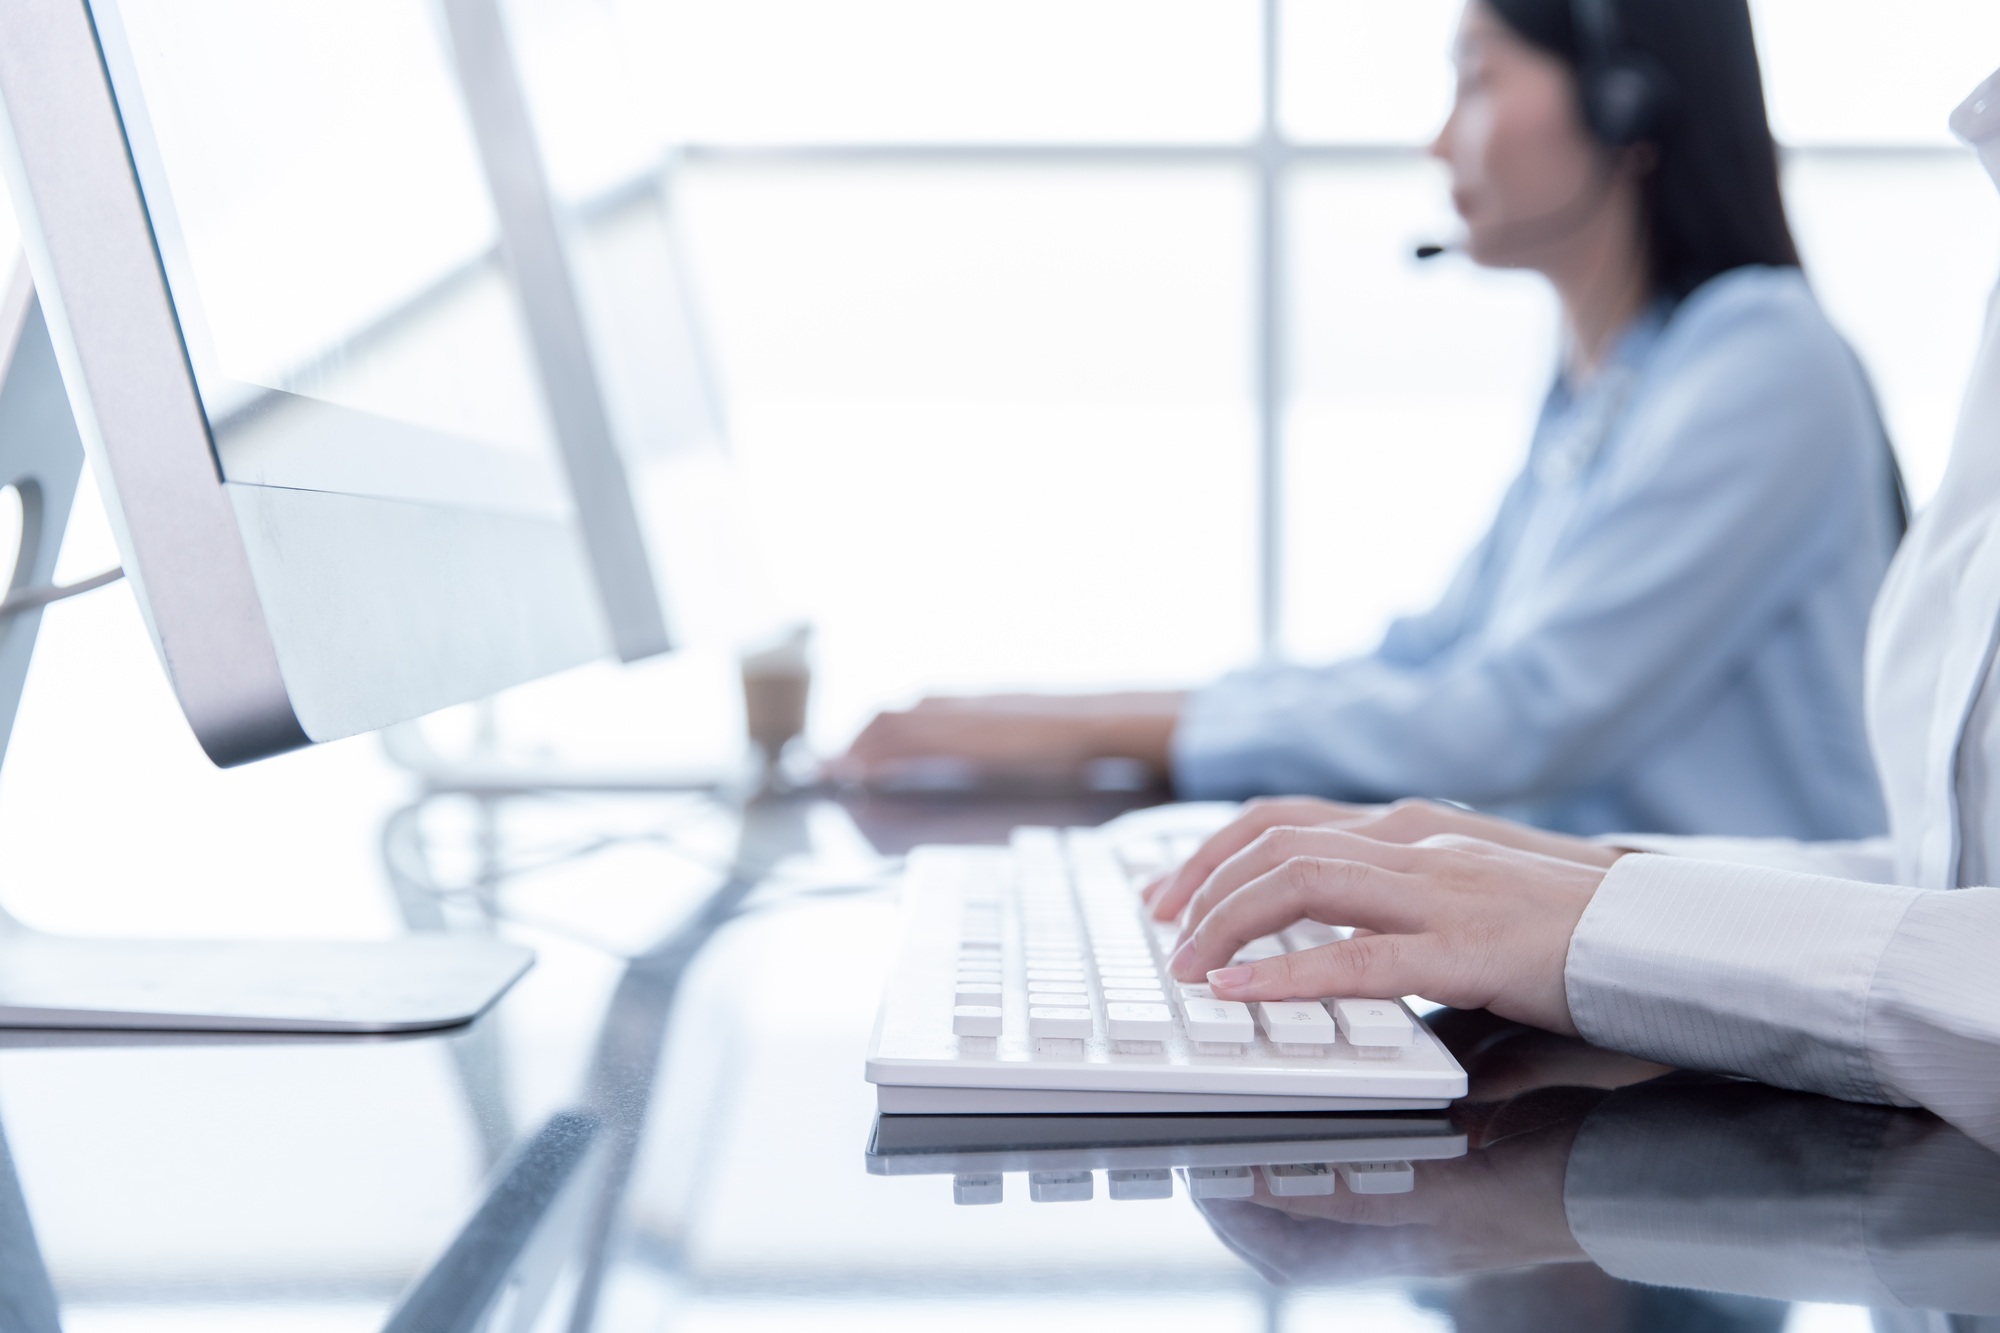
[1169,940,1195,974]
[1207,965,1256,991]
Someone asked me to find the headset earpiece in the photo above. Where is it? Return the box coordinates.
[1581,53,1672,146]
[1571,0,1673,148]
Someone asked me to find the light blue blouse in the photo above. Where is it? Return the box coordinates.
[1175,266,1901,839]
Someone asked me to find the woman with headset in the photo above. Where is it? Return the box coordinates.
[840,0,1907,843]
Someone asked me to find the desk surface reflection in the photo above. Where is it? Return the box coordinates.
[0,791,1991,1333]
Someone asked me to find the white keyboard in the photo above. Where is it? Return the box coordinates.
[865,826,1468,1113]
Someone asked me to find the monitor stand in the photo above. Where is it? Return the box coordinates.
[0,265,531,1033]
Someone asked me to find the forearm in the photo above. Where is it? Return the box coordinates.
[1565,855,1921,1106]
[1171,635,1718,809]
[1565,857,2000,1148]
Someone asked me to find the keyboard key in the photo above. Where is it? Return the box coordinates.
[952,1006,1002,1037]
[1338,1160,1416,1194]
[1182,997,1255,1044]
[1096,958,1157,974]
[1027,969,1087,983]
[954,981,1003,1006]
[1029,1007,1094,1039]
[1028,991,1088,1009]
[1107,1168,1173,1201]
[1262,1163,1338,1197]
[1103,988,1168,1004]
[1332,999,1415,1048]
[1027,979,1087,995]
[953,1173,1003,1205]
[1029,1170,1093,1203]
[1186,1166,1255,1200]
[1256,1000,1339,1046]
[1105,1002,1173,1041]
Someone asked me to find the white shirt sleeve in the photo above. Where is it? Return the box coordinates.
[1566,855,2000,1147]
[1597,832,1897,882]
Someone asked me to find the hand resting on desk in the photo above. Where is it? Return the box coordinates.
[834,691,1184,788]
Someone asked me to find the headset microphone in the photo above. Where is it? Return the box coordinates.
[1415,1,1672,268]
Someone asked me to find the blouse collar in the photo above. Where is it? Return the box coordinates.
[1952,67,2000,187]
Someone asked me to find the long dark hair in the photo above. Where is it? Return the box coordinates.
[1483,0,1801,300]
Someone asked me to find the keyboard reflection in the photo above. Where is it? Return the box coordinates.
[865,1111,1466,1206]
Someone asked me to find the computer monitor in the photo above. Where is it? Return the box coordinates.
[0,0,680,1029]
[391,0,777,793]
[0,0,671,769]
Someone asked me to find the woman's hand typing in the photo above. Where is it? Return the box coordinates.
[1144,796,1627,924]
[1163,825,1612,1036]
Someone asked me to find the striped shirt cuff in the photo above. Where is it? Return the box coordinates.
[1592,834,1898,883]
[1566,855,1920,1103]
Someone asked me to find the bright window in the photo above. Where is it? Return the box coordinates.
[606,1,2000,742]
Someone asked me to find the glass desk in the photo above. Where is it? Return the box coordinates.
[0,789,1993,1332]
